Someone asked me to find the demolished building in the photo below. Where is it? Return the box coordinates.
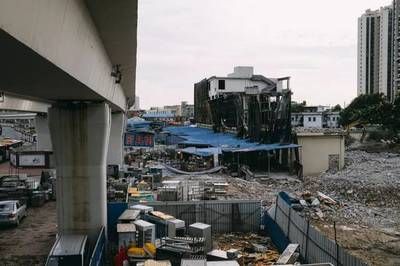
[194,66,292,144]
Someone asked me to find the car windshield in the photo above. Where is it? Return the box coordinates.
[0,203,14,212]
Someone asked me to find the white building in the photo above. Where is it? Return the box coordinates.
[303,113,323,128]
[133,96,140,110]
[393,0,400,96]
[291,109,340,129]
[357,6,394,101]
[207,66,289,100]
[143,108,174,121]
[163,105,182,117]
[325,112,341,128]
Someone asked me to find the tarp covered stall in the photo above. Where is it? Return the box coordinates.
[164,126,301,175]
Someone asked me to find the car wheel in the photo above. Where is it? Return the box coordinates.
[15,217,20,226]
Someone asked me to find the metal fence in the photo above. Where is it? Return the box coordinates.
[107,202,128,242]
[89,226,106,266]
[146,200,261,234]
[269,193,367,266]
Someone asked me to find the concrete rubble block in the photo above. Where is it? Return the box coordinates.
[291,204,304,212]
[226,248,239,259]
[315,209,324,219]
[276,243,299,265]
[317,191,337,205]
[311,198,320,207]
[301,190,312,200]
[299,200,308,206]
[252,243,268,253]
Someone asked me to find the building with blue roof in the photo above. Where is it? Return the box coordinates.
[163,126,301,176]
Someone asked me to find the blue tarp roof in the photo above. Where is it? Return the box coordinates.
[179,147,222,157]
[165,126,300,152]
[126,118,152,131]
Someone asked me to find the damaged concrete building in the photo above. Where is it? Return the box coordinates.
[192,67,300,176]
[194,66,292,144]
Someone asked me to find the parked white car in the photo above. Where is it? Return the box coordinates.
[0,200,27,226]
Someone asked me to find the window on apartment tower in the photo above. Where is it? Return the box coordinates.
[218,80,225,90]
[313,117,316,122]
[308,117,311,122]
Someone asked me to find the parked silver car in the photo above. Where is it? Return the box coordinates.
[0,200,27,226]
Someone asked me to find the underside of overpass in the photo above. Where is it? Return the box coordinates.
[0,0,138,245]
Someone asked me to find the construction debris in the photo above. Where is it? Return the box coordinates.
[213,233,280,265]
[288,191,340,222]
[275,244,299,265]
[316,192,336,205]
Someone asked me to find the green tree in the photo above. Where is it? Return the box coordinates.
[339,94,390,127]
[331,104,342,112]
[291,100,306,113]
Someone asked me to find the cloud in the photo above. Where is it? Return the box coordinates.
[137,0,387,109]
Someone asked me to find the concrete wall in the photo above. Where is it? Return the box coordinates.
[291,114,303,127]
[107,112,125,167]
[298,134,345,176]
[0,94,49,113]
[35,115,52,151]
[303,114,323,128]
[208,78,267,99]
[227,66,254,78]
[49,102,111,242]
[0,0,125,110]
[325,113,340,128]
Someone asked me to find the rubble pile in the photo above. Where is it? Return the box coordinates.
[213,233,280,265]
[226,177,303,206]
[319,179,400,208]
[317,150,400,208]
[323,150,400,184]
[290,191,339,221]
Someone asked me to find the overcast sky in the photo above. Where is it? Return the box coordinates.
[136,0,388,109]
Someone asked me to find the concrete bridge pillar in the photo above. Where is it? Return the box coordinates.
[35,114,52,151]
[107,112,125,168]
[48,102,111,243]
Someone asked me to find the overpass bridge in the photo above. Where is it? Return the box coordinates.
[0,0,138,244]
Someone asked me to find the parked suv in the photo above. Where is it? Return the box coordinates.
[0,200,27,226]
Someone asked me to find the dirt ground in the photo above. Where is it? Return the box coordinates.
[0,201,57,266]
[314,222,400,266]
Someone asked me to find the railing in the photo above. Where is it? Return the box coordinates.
[147,200,261,234]
[89,226,106,266]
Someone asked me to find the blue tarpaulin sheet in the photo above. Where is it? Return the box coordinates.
[163,164,224,175]
[165,126,300,152]
[179,147,222,157]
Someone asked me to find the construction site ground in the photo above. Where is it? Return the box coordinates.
[164,145,400,265]
[229,148,400,266]
[0,201,57,266]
